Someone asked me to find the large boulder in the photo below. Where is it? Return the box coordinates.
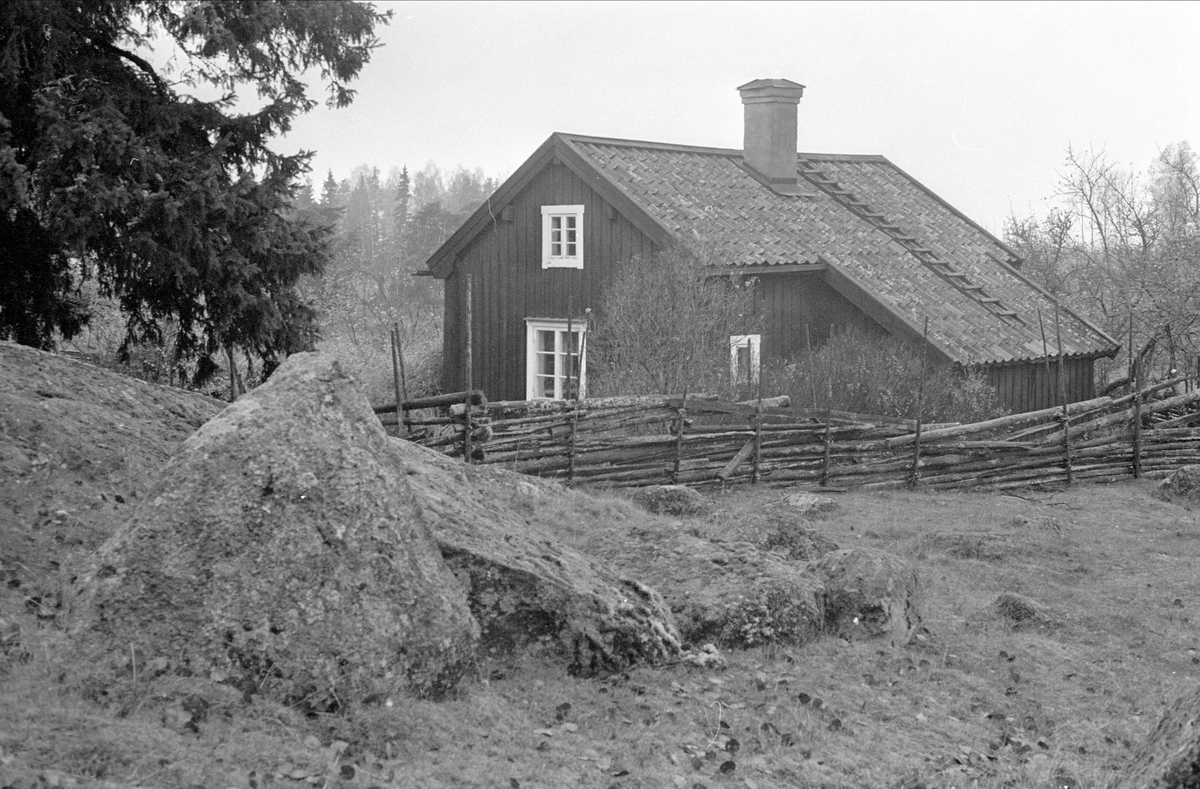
[1156,465,1200,503]
[1108,682,1200,789]
[392,445,683,674]
[70,354,480,706]
[809,547,922,646]
[586,520,826,648]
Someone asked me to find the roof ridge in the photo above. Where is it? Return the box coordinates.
[796,157,1026,326]
[560,133,742,158]
[562,133,888,164]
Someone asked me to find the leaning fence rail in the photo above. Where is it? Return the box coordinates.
[373,377,1200,491]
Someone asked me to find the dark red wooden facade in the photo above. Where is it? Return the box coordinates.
[981,357,1095,414]
[442,160,656,398]
[436,150,1104,414]
[752,270,886,360]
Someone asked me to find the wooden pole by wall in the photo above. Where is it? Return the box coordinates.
[752,351,764,485]
[1038,309,1054,411]
[1055,304,1072,485]
[565,300,577,483]
[909,316,929,489]
[805,324,819,411]
[463,274,473,463]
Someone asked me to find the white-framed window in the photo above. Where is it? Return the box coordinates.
[730,334,761,387]
[541,205,585,269]
[526,318,586,400]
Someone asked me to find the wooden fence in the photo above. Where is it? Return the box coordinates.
[373,376,1200,492]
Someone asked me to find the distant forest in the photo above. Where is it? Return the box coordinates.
[295,162,500,399]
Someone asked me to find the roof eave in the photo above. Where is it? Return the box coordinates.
[971,346,1121,368]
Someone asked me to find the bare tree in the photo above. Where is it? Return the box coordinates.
[1006,142,1200,382]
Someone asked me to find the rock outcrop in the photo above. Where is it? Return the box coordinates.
[585,519,826,648]
[392,445,683,674]
[809,547,922,646]
[71,354,480,705]
[1107,682,1200,789]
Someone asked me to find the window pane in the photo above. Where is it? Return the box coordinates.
[529,323,586,400]
[737,345,751,382]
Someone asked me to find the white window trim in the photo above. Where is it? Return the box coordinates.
[540,205,585,269]
[730,334,762,386]
[525,318,587,401]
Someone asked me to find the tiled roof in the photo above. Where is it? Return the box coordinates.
[561,134,1117,365]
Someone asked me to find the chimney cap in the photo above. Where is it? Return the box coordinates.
[737,78,806,104]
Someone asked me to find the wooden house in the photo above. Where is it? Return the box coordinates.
[423,79,1119,413]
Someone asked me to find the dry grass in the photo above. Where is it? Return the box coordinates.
[2,479,1199,788]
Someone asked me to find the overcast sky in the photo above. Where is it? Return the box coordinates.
[280,0,1199,234]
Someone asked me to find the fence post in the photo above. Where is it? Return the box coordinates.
[820,408,832,487]
[463,274,473,463]
[672,400,687,484]
[1133,356,1143,479]
[390,326,405,436]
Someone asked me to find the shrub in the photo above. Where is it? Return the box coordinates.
[589,243,758,398]
[763,327,1007,424]
[315,314,442,406]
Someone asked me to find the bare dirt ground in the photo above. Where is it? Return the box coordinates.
[1,341,1198,789]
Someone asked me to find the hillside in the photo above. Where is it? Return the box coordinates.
[0,341,1198,789]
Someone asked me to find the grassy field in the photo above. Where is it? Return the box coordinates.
[2,475,1197,789]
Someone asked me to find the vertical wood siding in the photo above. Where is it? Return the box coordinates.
[441,162,656,398]
[980,357,1095,413]
[754,271,887,361]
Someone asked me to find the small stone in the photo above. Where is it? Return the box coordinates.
[632,485,711,516]
[782,493,838,518]
[993,592,1050,626]
[1156,465,1200,503]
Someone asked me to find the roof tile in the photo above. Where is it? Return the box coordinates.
[563,136,1116,365]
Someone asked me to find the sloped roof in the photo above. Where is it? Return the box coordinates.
[425,132,1119,366]
[559,134,1117,365]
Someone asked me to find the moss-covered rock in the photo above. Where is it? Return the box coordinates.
[809,547,922,646]
[591,520,826,648]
